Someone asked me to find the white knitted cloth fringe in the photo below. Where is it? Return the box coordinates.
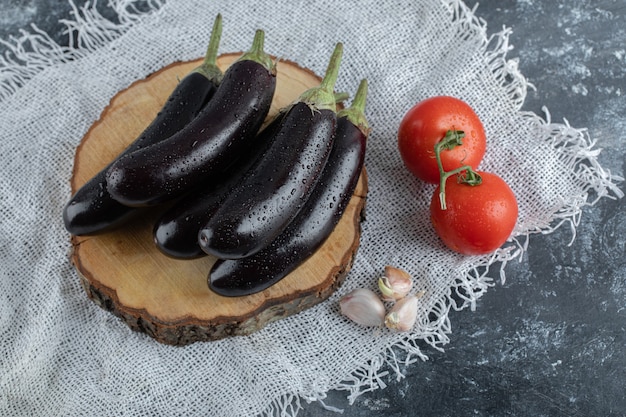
[0,0,622,416]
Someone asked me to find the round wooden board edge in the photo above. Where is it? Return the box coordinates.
[68,56,369,346]
[73,171,367,346]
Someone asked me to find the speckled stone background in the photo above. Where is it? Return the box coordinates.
[1,1,624,415]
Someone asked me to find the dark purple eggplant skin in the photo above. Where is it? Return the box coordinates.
[106,59,276,207]
[63,72,218,236]
[198,102,336,260]
[152,113,285,259]
[209,115,366,296]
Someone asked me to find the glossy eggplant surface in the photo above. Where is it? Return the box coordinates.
[153,113,285,258]
[209,79,369,296]
[105,30,276,207]
[198,43,345,260]
[63,15,223,235]
[198,102,336,259]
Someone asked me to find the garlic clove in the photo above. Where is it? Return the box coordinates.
[339,288,386,327]
[378,266,413,301]
[384,294,419,332]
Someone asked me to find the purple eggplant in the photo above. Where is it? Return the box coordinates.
[198,43,344,260]
[152,113,285,259]
[209,79,369,296]
[62,14,224,235]
[153,95,347,259]
[105,29,277,207]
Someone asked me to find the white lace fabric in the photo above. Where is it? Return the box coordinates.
[0,1,621,416]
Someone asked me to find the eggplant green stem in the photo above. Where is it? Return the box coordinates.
[299,43,343,112]
[337,79,370,135]
[334,91,350,103]
[435,130,482,210]
[194,14,223,82]
[238,29,276,73]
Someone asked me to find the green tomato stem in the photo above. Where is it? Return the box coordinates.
[435,129,482,210]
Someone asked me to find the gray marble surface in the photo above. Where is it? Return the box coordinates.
[1,0,624,416]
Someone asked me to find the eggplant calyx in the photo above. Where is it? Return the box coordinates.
[299,42,343,113]
[237,29,276,74]
[337,78,370,135]
[194,13,224,83]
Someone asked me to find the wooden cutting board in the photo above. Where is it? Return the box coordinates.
[69,53,368,345]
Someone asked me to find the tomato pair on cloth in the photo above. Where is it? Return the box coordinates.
[398,95,518,255]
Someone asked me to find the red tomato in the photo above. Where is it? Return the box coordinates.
[398,96,487,184]
[430,171,518,255]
